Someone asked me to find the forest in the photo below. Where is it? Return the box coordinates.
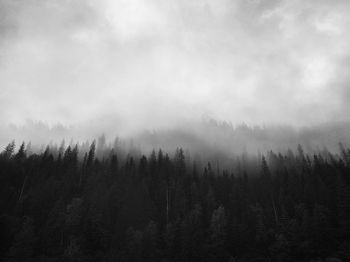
[0,140,350,262]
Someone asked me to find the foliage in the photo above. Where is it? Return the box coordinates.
[0,141,349,261]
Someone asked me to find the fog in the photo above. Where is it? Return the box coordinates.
[2,119,350,160]
[1,0,350,149]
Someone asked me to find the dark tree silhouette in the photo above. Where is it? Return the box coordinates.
[0,140,349,261]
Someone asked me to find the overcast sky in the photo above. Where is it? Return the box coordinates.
[1,0,350,134]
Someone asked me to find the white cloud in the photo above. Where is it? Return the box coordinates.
[0,0,350,136]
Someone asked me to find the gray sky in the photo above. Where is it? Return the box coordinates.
[1,0,350,134]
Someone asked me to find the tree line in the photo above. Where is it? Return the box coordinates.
[0,141,350,261]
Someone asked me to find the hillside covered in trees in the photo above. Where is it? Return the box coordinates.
[0,141,350,262]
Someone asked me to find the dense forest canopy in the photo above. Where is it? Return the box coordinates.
[1,139,350,262]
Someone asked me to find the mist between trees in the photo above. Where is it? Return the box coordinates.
[0,132,350,261]
[2,119,350,159]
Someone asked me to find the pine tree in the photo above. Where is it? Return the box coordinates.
[1,141,15,159]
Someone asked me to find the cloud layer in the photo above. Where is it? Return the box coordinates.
[1,0,350,135]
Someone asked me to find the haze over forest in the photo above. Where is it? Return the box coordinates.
[2,1,350,262]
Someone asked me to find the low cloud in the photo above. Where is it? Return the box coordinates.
[0,0,350,138]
